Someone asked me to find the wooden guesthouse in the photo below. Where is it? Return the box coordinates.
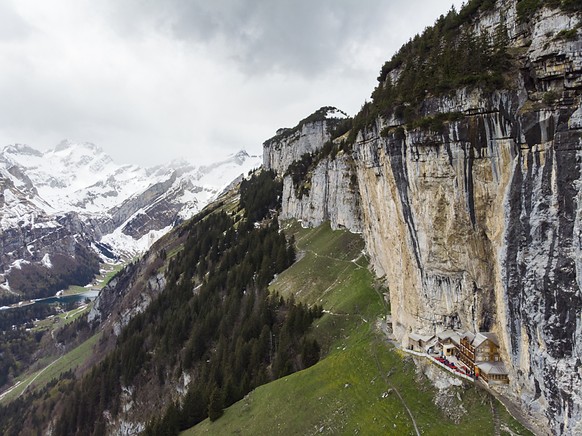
[458,332,508,384]
[437,330,462,357]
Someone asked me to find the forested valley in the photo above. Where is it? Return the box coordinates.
[0,170,323,436]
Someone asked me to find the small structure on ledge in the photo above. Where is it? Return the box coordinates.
[437,330,462,357]
[408,333,436,353]
[408,329,509,385]
[476,361,509,384]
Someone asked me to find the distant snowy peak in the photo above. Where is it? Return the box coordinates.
[0,141,261,299]
[0,141,261,250]
[233,149,251,163]
[196,150,258,183]
[0,143,260,209]
[52,139,102,153]
[1,143,43,158]
[1,142,132,214]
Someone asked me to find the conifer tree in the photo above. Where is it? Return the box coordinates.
[208,386,224,422]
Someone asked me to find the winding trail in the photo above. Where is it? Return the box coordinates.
[490,397,501,436]
[0,381,21,402]
[306,242,419,432]
[303,249,365,269]
[300,249,366,305]
[0,355,63,403]
[371,339,421,436]
[18,355,64,398]
[477,380,542,436]
[317,263,354,302]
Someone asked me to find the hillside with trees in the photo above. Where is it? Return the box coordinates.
[0,170,323,436]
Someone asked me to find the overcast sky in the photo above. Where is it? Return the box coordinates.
[0,0,463,166]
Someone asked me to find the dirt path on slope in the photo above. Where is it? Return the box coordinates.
[371,340,421,436]
[19,355,64,397]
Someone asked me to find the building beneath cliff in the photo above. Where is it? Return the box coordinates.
[264,1,582,429]
[457,332,509,385]
[406,329,509,385]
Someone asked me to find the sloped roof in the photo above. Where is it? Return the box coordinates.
[482,332,499,346]
[472,332,499,348]
[462,331,475,343]
[438,329,462,344]
[409,333,435,342]
[437,329,456,340]
[426,337,438,347]
[472,333,489,348]
[477,361,508,375]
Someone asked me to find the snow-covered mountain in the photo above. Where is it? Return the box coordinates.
[0,140,261,301]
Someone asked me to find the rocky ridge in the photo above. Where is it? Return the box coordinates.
[279,155,362,232]
[263,106,348,174]
[266,1,582,434]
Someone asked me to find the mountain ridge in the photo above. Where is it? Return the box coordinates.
[1,0,581,434]
[0,141,261,301]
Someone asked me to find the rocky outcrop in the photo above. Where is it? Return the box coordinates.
[280,155,362,232]
[263,107,358,232]
[263,107,348,174]
[263,122,330,174]
[88,263,166,336]
[101,173,182,238]
[0,207,102,301]
[88,237,171,335]
[272,2,582,434]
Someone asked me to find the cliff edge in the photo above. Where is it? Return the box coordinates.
[267,1,582,434]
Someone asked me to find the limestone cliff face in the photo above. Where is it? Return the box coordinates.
[264,107,359,232]
[271,2,582,434]
[354,103,582,434]
[263,122,329,174]
[280,155,362,233]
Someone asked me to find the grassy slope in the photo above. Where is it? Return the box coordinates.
[0,267,116,403]
[0,194,239,403]
[0,332,101,404]
[62,261,126,296]
[184,223,531,436]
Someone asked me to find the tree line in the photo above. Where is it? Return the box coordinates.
[347,0,513,144]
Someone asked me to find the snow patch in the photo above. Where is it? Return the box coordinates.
[41,253,52,269]
[101,225,173,257]
[10,259,30,270]
[0,142,263,278]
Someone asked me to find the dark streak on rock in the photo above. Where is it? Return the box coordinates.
[504,156,524,356]
[387,138,423,271]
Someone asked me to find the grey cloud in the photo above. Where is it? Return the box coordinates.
[108,0,390,76]
[0,0,463,167]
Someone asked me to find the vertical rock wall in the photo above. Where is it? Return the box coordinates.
[354,103,582,434]
[269,2,582,434]
[354,109,517,339]
[279,155,362,233]
[263,121,331,174]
